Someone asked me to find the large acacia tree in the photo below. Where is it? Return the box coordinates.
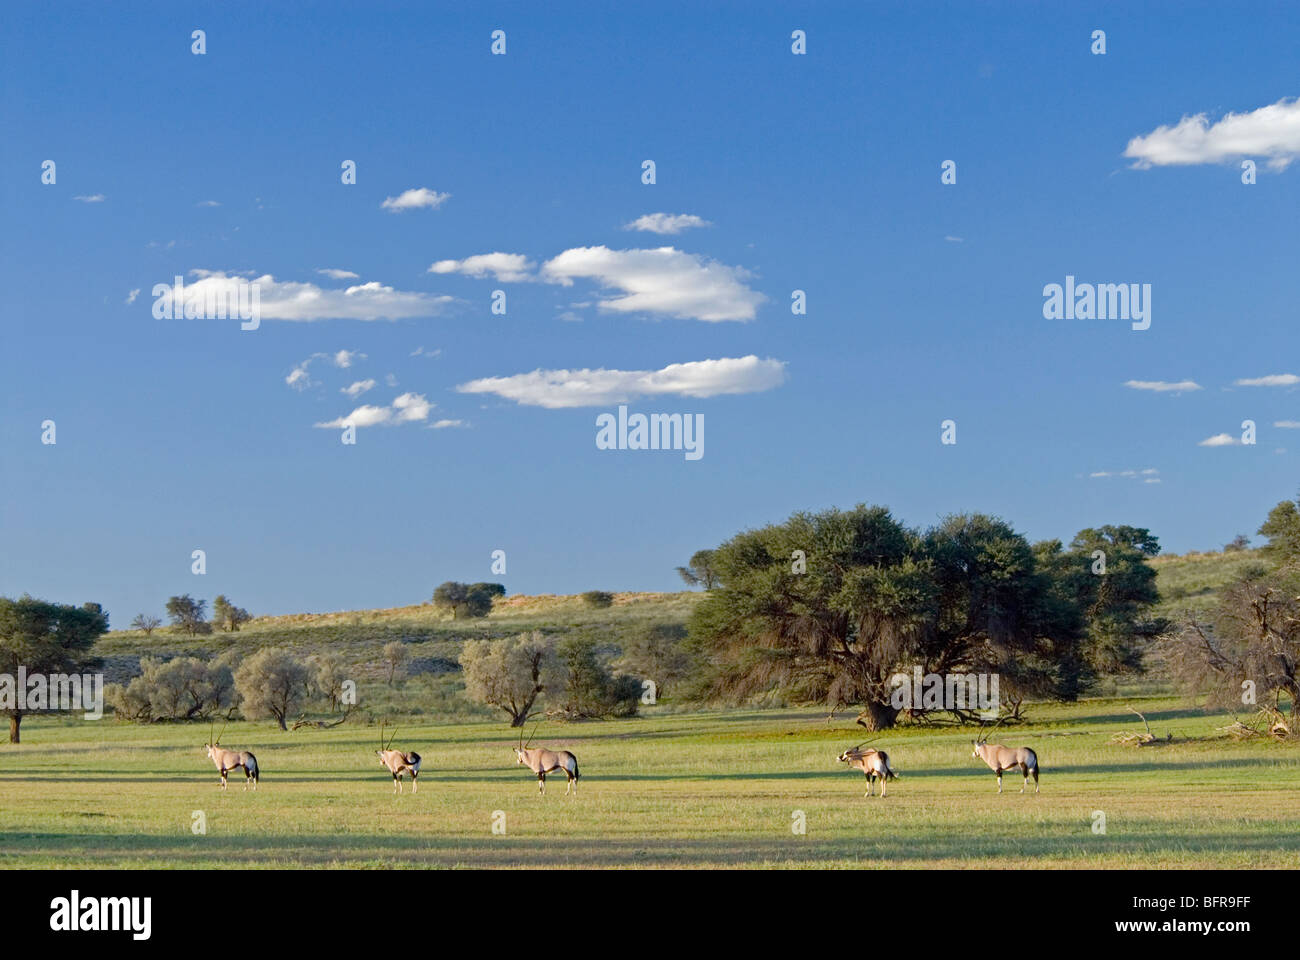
[687,505,1157,729]
[0,596,109,742]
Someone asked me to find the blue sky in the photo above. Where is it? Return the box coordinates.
[3,2,1298,626]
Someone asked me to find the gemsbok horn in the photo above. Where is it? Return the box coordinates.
[513,723,580,796]
[376,721,421,794]
[836,738,899,797]
[971,718,1039,794]
[204,720,259,791]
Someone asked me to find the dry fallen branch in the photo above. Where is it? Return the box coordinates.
[1110,707,1174,746]
[290,704,354,730]
[1218,707,1293,741]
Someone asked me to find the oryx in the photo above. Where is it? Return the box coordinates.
[204,721,259,791]
[837,739,899,797]
[971,718,1039,794]
[513,724,580,796]
[376,721,421,794]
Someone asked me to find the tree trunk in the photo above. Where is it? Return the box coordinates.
[8,711,21,744]
[855,700,898,732]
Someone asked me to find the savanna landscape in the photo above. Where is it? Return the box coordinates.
[3,502,1298,870]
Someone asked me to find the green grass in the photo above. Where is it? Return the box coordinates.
[1148,548,1268,622]
[2,698,1296,869]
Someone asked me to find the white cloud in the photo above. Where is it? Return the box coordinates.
[286,349,368,390]
[315,392,434,429]
[1124,379,1202,393]
[1198,433,1241,447]
[1235,373,1299,387]
[341,379,376,398]
[457,355,787,409]
[72,194,105,203]
[540,246,765,322]
[944,235,964,243]
[286,362,315,391]
[333,349,364,368]
[429,252,536,282]
[381,187,450,212]
[197,200,221,207]
[1124,97,1300,170]
[429,419,465,429]
[623,213,712,235]
[1275,420,1300,429]
[171,271,453,321]
[1091,467,1160,480]
[410,346,441,358]
[316,268,360,280]
[124,289,140,304]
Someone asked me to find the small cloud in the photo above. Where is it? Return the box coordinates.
[316,268,360,280]
[540,246,766,322]
[197,200,221,207]
[286,362,315,391]
[944,235,964,243]
[623,213,712,235]
[315,392,433,429]
[1091,467,1160,480]
[410,346,441,358]
[457,355,787,409]
[72,194,105,203]
[1198,433,1241,447]
[385,373,398,387]
[428,419,466,429]
[124,288,140,304]
[1235,373,1299,387]
[286,349,367,390]
[1275,420,1300,429]
[1124,379,1202,393]
[429,252,536,282]
[333,349,365,369]
[169,271,452,321]
[341,379,376,398]
[381,187,450,212]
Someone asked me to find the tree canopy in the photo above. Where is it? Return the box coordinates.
[0,596,109,742]
[687,504,1162,729]
[432,581,505,619]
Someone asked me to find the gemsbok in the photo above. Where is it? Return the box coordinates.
[204,722,259,791]
[513,724,580,796]
[376,722,421,794]
[837,740,899,797]
[971,720,1039,794]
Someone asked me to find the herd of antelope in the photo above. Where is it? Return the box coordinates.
[202,716,1036,797]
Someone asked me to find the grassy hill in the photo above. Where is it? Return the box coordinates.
[1147,547,1267,621]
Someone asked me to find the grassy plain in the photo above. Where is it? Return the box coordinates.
[1,698,1296,869]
